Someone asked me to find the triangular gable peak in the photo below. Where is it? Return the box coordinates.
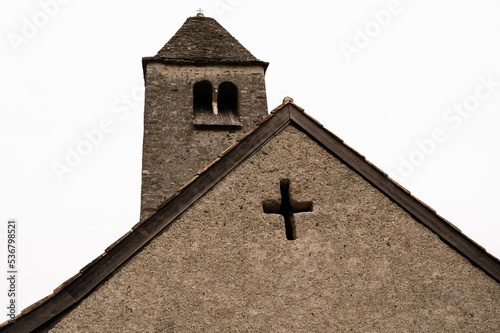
[2,102,499,332]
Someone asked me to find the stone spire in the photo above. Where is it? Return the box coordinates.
[154,16,265,64]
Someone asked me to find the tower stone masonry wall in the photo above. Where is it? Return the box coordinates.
[140,63,268,219]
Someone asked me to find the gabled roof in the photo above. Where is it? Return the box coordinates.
[142,16,268,70]
[2,102,499,332]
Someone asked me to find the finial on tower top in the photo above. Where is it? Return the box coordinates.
[196,8,204,17]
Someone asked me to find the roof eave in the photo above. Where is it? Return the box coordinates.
[141,57,270,80]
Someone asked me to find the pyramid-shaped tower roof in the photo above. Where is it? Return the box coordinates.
[153,15,266,65]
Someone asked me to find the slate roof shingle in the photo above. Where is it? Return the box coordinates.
[155,16,262,63]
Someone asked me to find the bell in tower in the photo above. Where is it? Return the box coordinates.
[140,13,269,219]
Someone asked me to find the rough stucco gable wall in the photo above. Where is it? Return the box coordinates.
[51,125,500,332]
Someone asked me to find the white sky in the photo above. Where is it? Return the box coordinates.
[1,0,499,318]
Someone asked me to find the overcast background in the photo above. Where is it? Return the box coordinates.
[1,0,499,319]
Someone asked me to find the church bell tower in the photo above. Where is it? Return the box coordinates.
[140,13,269,219]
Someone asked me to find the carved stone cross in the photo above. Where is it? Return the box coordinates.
[263,179,313,240]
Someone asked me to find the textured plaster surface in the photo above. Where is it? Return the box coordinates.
[140,63,267,219]
[52,126,500,332]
